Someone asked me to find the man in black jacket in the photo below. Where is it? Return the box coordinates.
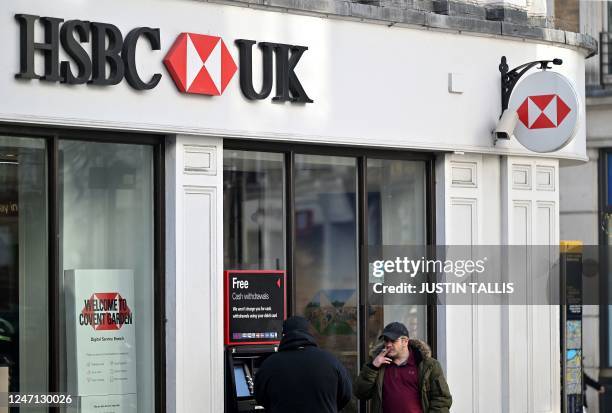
[254,316,352,413]
[584,372,605,411]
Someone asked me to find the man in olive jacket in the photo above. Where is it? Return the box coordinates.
[354,322,452,413]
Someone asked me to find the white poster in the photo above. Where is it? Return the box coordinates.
[65,270,137,413]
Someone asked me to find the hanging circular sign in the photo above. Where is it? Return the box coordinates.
[508,70,579,153]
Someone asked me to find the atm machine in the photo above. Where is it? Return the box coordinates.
[225,345,277,413]
[223,270,286,413]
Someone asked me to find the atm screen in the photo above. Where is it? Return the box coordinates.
[234,365,251,397]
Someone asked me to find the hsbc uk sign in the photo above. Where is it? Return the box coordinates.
[14,14,313,103]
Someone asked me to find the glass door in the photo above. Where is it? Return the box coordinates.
[294,154,359,413]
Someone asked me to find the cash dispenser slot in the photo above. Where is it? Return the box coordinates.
[225,345,277,413]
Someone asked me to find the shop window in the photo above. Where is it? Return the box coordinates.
[366,159,428,352]
[223,150,285,270]
[607,153,612,207]
[223,145,433,413]
[604,152,612,367]
[606,214,612,365]
[58,140,155,412]
[599,150,612,411]
[0,136,48,401]
[0,130,162,413]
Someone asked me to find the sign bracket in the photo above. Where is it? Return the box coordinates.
[499,56,563,113]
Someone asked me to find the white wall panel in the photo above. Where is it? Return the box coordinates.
[502,157,560,413]
[532,202,556,413]
[166,135,224,413]
[449,199,477,245]
[532,303,554,413]
[447,197,477,412]
[182,186,217,411]
[507,302,530,413]
[506,200,531,413]
[439,154,560,413]
[477,156,503,413]
[438,153,504,413]
[476,303,503,413]
[445,304,475,412]
[512,201,532,245]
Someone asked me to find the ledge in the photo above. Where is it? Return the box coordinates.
[204,0,597,56]
[586,85,612,101]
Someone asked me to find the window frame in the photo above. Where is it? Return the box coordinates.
[0,123,165,413]
[600,149,612,371]
[223,139,436,412]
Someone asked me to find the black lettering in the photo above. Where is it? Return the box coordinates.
[270,43,291,102]
[15,14,63,81]
[90,22,124,85]
[60,20,92,84]
[235,39,274,100]
[273,44,312,103]
[122,27,162,90]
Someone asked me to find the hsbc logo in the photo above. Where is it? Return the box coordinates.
[15,14,313,104]
[80,292,133,331]
[516,94,571,130]
[164,33,237,96]
[509,71,579,153]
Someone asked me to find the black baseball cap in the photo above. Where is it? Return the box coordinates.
[378,322,409,341]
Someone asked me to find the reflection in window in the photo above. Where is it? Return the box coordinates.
[608,153,612,206]
[294,154,358,413]
[0,136,47,410]
[223,150,285,270]
[367,159,427,352]
[607,213,612,365]
[59,141,154,412]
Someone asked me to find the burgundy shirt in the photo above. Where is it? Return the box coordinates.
[382,350,423,413]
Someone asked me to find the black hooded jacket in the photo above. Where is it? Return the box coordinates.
[254,329,353,413]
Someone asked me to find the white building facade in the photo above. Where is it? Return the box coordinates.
[0,0,595,412]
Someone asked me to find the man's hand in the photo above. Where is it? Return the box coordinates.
[373,349,392,368]
[599,386,606,394]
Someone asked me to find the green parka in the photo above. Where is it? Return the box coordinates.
[353,339,452,413]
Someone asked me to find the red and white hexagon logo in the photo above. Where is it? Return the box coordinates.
[509,71,579,153]
[516,94,571,130]
[81,292,132,331]
[163,33,237,96]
